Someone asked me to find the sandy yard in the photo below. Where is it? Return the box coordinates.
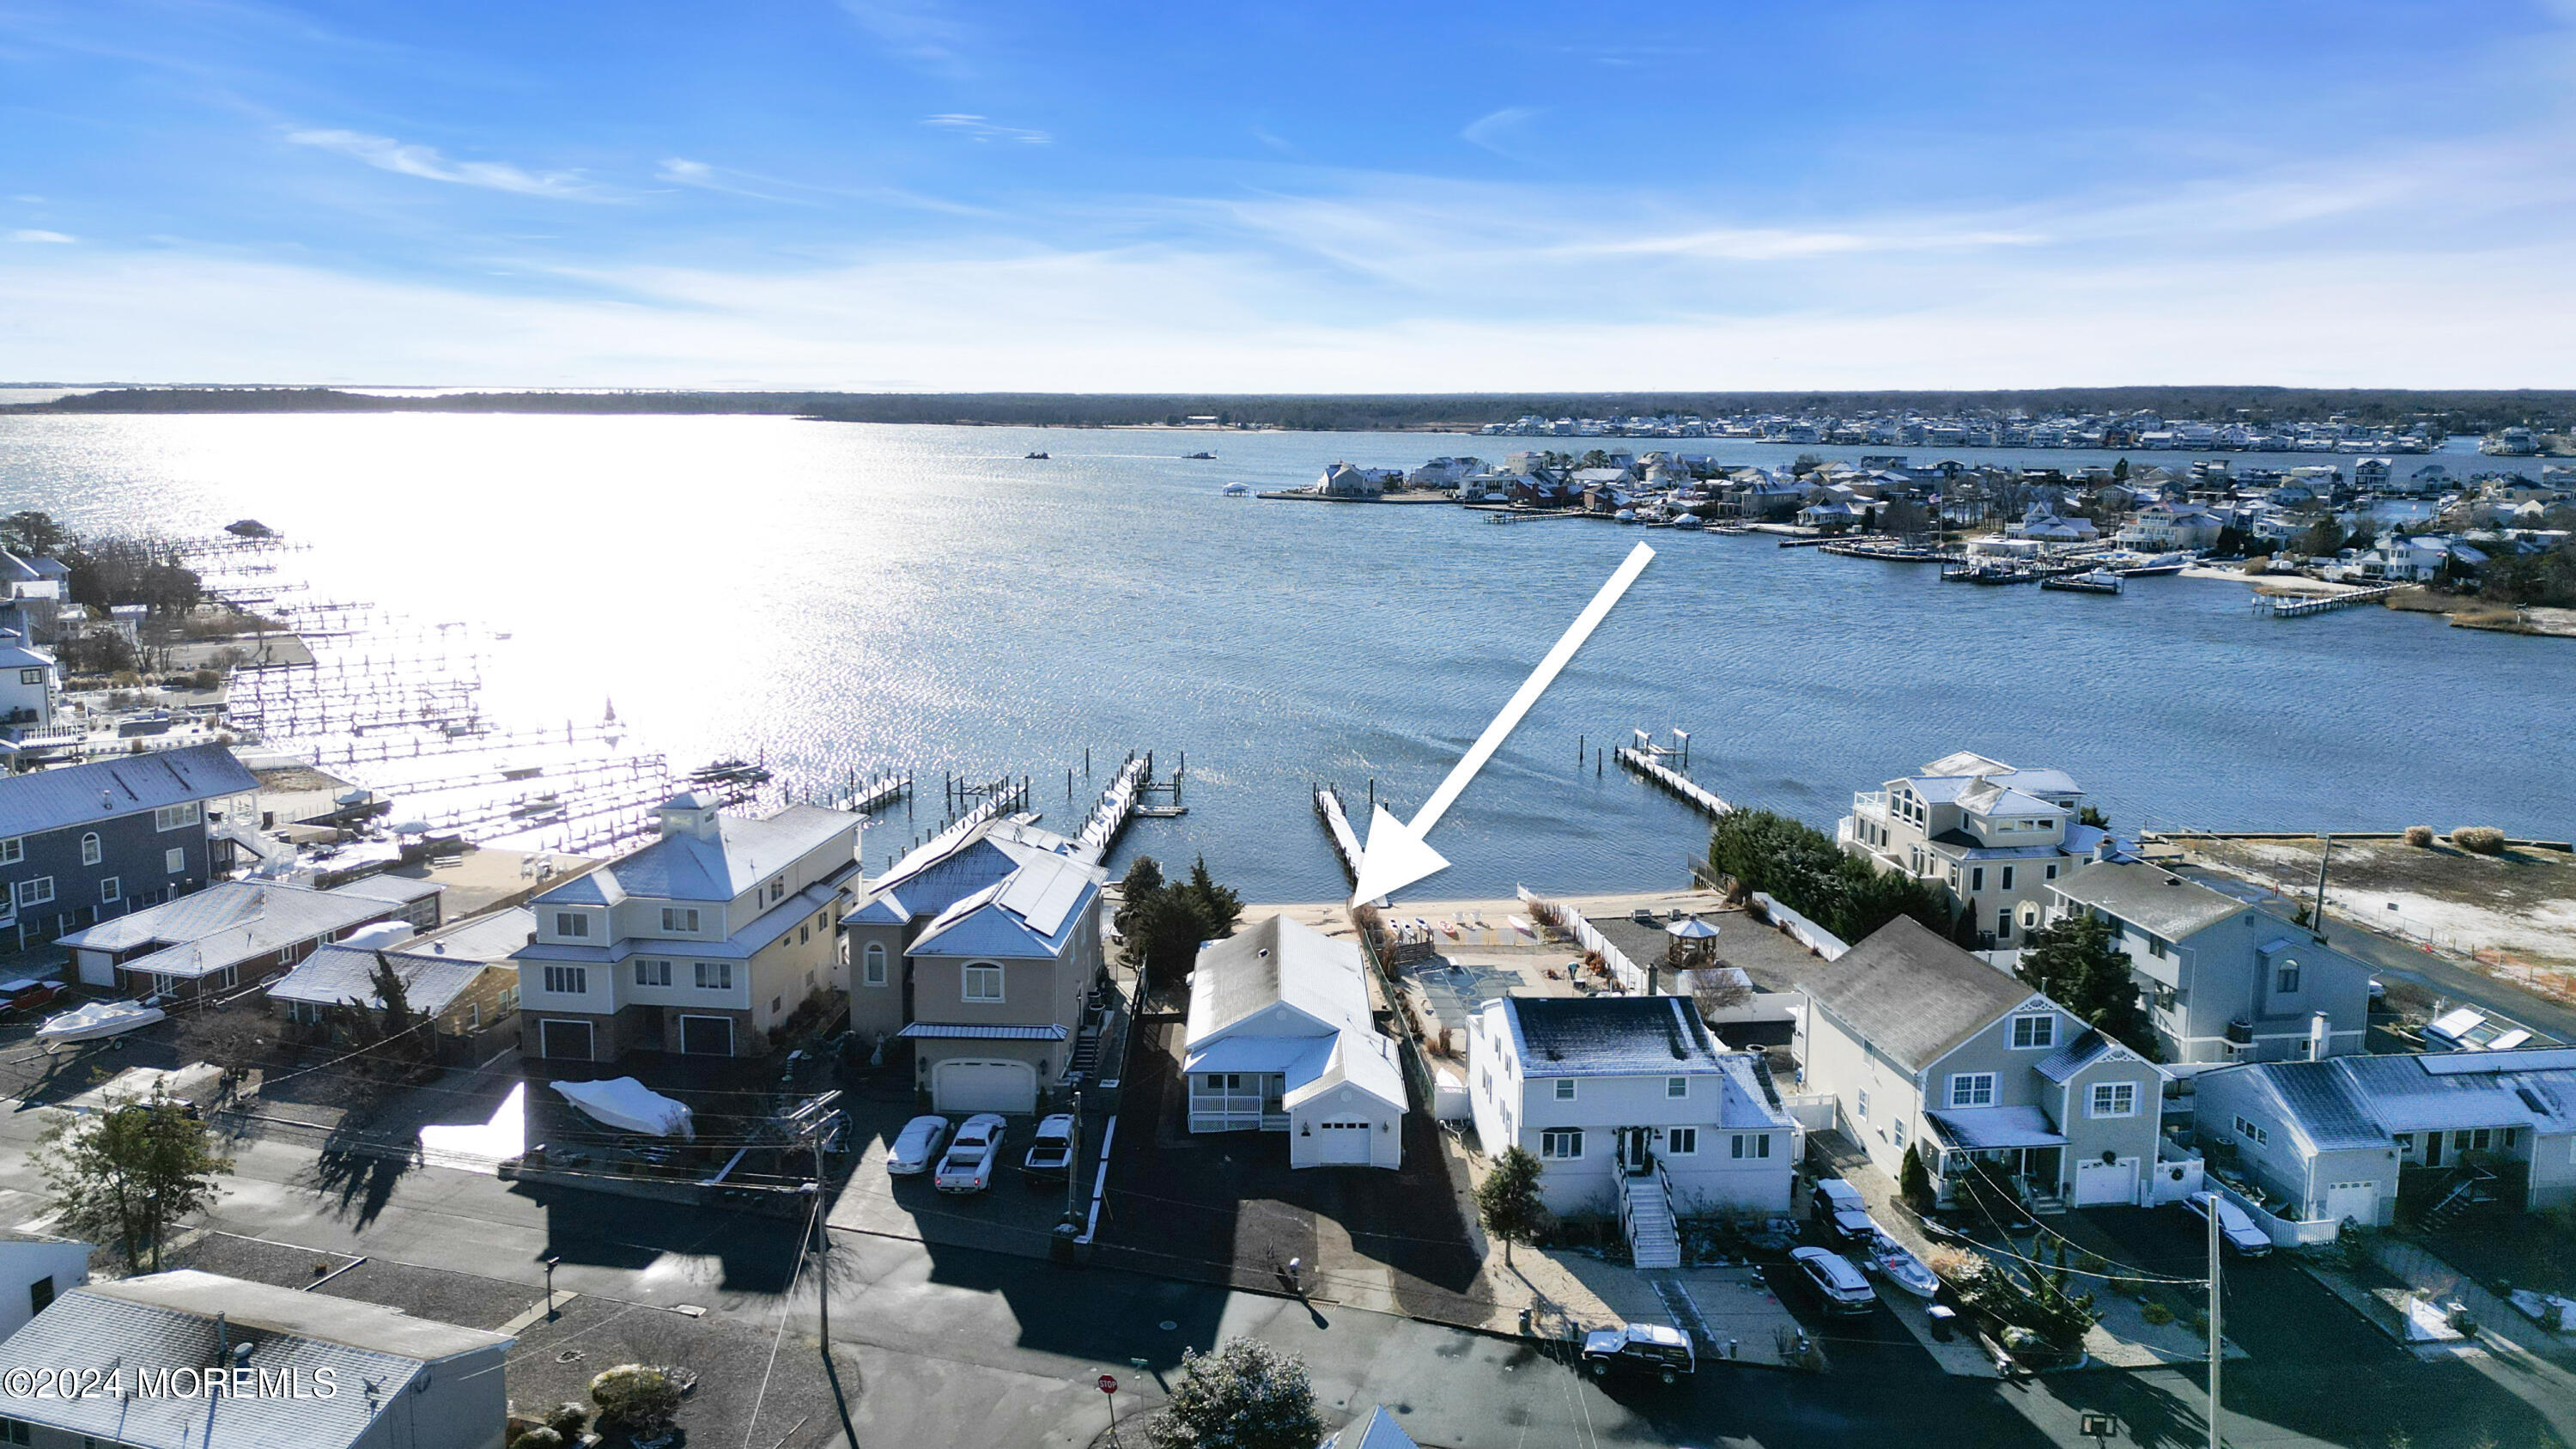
[2186,835,2576,977]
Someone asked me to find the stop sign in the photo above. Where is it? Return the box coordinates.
[1097,1374,1117,1395]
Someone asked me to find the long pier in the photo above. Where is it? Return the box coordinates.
[1313,784,1364,884]
[1615,746,1733,818]
[2253,585,2397,618]
[1072,752,1151,866]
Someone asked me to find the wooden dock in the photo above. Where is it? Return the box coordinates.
[2253,585,2397,618]
[1072,752,1153,865]
[1614,746,1732,817]
[1313,784,1364,884]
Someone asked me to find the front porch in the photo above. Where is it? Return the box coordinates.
[1926,1105,2069,1215]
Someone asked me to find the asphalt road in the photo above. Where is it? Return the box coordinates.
[5,1087,2572,1448]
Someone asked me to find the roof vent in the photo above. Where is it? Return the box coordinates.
[100,788,112,809]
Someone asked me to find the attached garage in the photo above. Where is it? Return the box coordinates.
[2324,1179,2380,1227]
[678,1014,736,1056]
[539,1019,595,1062]
[933,1058,1039,1115]
[2074,1154,2139,1208]
[1305,1120,1376,1166]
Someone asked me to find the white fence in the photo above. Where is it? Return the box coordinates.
[1516,886,1651,993]
[1750,892,1851,961]
[2213,1178,2341,1247]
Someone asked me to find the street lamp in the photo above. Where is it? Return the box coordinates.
[543,1257,561,1320]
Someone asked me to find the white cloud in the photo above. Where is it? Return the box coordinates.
[921,114,1051,145]
[840,0,975,75]
[285,129,611,201]
[1461,107,1541,158]
[8,229,75,244]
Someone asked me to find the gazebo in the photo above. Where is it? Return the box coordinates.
[1664,913,1722,971]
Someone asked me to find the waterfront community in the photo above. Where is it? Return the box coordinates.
[0,484,2571,1449]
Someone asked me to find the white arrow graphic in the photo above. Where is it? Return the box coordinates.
[1351,540,1656,906]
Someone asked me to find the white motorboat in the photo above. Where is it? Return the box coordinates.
[36,1000,167,1045]
[551,1077,695,1139]
[1222,482,1251,496]
[1866,1232,1942,1299]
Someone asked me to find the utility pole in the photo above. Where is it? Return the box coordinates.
[2310,835,2334,944]
[2208,1202,2223,1449]
[811,1134,833,1354]
[1065,1090,1084,1230]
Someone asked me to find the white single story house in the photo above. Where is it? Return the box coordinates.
[1182,915,1406,1169]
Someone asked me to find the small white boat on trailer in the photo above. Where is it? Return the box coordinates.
[37,1000,167,1045]
[1867,1232,1942,1299]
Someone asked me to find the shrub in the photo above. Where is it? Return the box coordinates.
[2403,825,2434,848]
[1899,1143,1935,1212]
[507,1429,564,1449]
[2451,826,2507,855]
[543,1403,589,1438]
[1147,1339,1324,1449]
[590,1364,682,1436]
[2141,1300,2174,1326]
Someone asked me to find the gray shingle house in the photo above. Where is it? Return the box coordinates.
[0,743,259,948]
[2047,861,2372,1064]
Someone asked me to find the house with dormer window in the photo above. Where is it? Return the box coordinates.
[1797,917,2166,1212]
[1837,752,2111,948]
[512,792,861,1062]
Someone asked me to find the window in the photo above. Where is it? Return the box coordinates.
[2467,1129,2493,1152]
[1554,1078,1576,1100]
[499,984,519,1014]
[2090,1082,2138,1117]
[863,941,888,986]
[2502,1128,2518,1149]
[98,876,120,903]
[79,832,100,866]
[2233,1114,2269,1148]
[542,965,587,995]
[463,1003,479,1030]
[769,878,785,903]
[635,959,672,987]
[1996,908,2013,940]
[2011,1014,2056,1050]
[1856,1088,1870,1120]
[2275,962,2300,995]
[798,923,810,946]
[15,667,36,686]
[2146,935,2168,959]
[0,1413,29,1445]
[1667,1127,1698,1155]
[1971,867,1985,892]
[12,876,52,909]
[695,961,733,990]
[2000,865,2016,891]
[1948,1073,1996,1108]
[1893,1117,1906,1148]
[661,907,700,933]
[1666,1075,1688,1099]
[1730,1132,1771,1159]
[153,801,200,831]
[165,847,185,874]
[2044,862,2058,881]
[963,965,1004,1002]
[0,837,17,864]
[1540,1129,1584,1160]
[554,911,590,939]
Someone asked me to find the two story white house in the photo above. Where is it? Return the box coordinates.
[513,792,863,1062]
[1798,916,2169,1212]
[1182,914,1406,1169]
[2047,861,2372,1065]
[1468,995,1794,1267]
[1837,752,2111,948]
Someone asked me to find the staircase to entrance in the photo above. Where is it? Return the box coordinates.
[1619,1163,1682,1269]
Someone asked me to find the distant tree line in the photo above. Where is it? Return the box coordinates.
[9,386,2575,434]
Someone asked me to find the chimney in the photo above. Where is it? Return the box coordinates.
[2309,1010,2331,1061]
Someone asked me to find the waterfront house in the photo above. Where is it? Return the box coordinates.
[2354,457,2393,491]
[1796,917,2167,1212]
[0,743,261,948]
[1467,995,1793,1264]
[1836,751,2106,949]
[268,906,531,1062]
[0,630,57,734]
[2192,1046,2576,1229]
[514,792,860,1062]
[60,875,442,1002]
[1182,914,1404,1168]
[842,816,1107,1113]
[1316,462,1385,498]
[0,1269,508,1449]
[1405,456,1485,490]
[2045,861,2371,1065]
[2115,502,2226,551]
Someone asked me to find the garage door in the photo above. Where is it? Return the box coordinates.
[539,1019,594,1062]
[1310,1120,1373,1166]
[2324,1180,2379,1227]
[679,1014,735,1056]
[933,1059,1037,1114]
[2075,1155,2137,1207]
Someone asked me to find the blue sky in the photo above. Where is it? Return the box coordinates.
[3,0,2574,388]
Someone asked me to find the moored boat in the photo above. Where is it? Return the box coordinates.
[2041,569,2125,595]
[37,1000,167,1045]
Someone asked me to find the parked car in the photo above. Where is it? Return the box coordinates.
[1580,1322,1695,1384]
[1021,1114,1077,1183]
[1789,1246,1879,1316]
[885,1115,951,1176]
[2183,1191,2273,1257]
[1809,1178,1875,1245]
[0,978,68,1019]
[934,1113,1007,1194]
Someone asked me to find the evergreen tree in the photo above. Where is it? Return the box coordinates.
[1900,1142,1935,1211]
[35,1088,233,1270]
[1476,1146,1547,1267]
[1148,1339,1325,1449]
[2016,914,2156,1058]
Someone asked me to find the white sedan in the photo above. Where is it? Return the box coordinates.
[2184,1191,2273,1257]
[934,1113,1008,1194]
[885,1115,951,1176]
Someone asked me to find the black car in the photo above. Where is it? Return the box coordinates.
[1581,1324,1695,1384]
